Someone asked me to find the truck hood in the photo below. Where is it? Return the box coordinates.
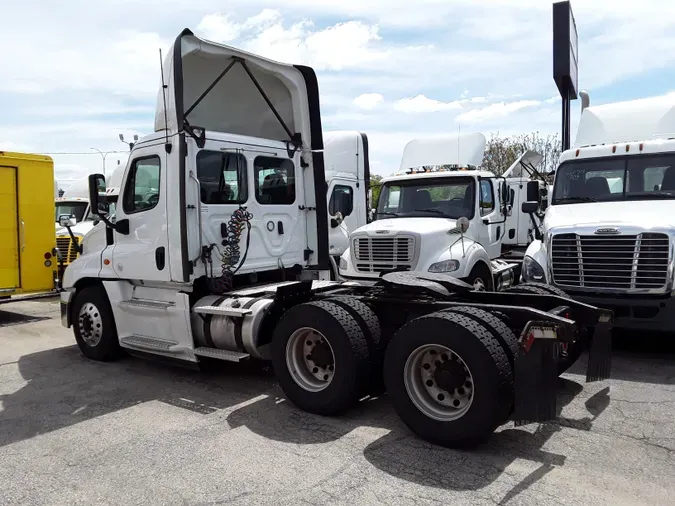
[156,28,321,152]
[545,200,675,231]
[354,217,458,237]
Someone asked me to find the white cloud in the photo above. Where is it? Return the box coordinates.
[393,94,464,113]
[2,1,675,180]
[455,100,542,125]
[352,93,384,110]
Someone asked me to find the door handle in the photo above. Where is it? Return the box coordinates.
[278,221,284,235]
[155,247,166,270]
[20,219,25,252]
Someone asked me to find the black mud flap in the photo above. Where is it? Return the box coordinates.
[513,336,559,426]
[586,315,613,382]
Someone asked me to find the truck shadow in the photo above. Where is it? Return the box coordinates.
[0,345,277,448]
[0,309,50,328]
[567,335,675,385]
[227,376,609,501]
[362,379,610,502]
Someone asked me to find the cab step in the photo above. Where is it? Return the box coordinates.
[193,306,253,317]
[193,347,250,362]
[119,299,175,310]
[120,335,181,352]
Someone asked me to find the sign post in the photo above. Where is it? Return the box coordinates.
[553,1,579,151]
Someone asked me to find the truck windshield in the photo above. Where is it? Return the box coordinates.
[55,202,89,222]
[552,153,675,204]
[376,177,475,220]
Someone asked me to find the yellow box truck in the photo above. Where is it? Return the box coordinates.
[0,151,58,300]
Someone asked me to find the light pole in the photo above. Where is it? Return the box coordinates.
[90,148,118,177]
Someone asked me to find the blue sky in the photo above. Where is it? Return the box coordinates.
[2,0,675,184]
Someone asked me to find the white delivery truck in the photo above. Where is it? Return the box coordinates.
[523,91,675,332]
[339,133,546,291]
[58,29,613,448]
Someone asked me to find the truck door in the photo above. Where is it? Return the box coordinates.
[190,141,307,276]
[477,179,502,259]
[327,178,355,257]
[0,166,20,289]
[111,148,171,282]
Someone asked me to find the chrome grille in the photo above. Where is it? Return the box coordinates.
[551,233,670,291]
[353,236,415,273]
[56,236,80,264]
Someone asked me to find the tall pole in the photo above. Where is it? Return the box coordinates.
[90,148,111,176]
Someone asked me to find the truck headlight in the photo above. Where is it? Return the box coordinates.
[428,259,460,273]
[339,257,348,271]
[522,255,545,281]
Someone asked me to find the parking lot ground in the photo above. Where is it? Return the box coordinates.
[1,298,674,506]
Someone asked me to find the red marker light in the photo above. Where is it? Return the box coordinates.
[44,252,52,259]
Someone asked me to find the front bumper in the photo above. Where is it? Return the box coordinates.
[60,290,73,328]
[565,291,675,332]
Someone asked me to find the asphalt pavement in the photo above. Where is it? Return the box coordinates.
[0,298,674,506]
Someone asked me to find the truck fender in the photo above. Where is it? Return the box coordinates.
[444,239,492,280]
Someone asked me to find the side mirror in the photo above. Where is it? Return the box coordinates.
[457,216,470,233]
[58,214,76,227]
[526,180,540,203]
[331,211,344,228]
[88,173,108,216]
[521,201,539,214]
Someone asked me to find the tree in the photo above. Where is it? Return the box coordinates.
[369,173,383,208]
[481,132,562,179]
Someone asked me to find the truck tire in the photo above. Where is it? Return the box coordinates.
[324,296,384,394]
[465,263,494,291]
[272,300,370,416]
[505,283,550,295]
[384,310,513,448]
[442,307,518,367]
[72,285,124,361]
[512,282,569,298]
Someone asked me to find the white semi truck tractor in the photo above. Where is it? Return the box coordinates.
[339,133,546,290]
[523,91,675,333]
[59,29,613,449]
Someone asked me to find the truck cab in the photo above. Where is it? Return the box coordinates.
[323,131,370,262]
[338,132,538,290]
[523,91,675,331]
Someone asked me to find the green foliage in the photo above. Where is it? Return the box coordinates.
[482,132,561,178]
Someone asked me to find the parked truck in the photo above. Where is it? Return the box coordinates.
[339,133,546,290]
[523,91,675,332]
[0,151,58,301]
[59,29,613,448]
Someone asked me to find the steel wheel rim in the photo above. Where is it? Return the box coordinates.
[78,302,103,347]
[286,327,335,392]
[404,344,474,421]
[473,277,486,291]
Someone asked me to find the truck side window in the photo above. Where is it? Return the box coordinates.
[196,151,247,204]
[479,180,494,216]
[329,185,354,216]
[122,156,161,214]
[254,157,295,205]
